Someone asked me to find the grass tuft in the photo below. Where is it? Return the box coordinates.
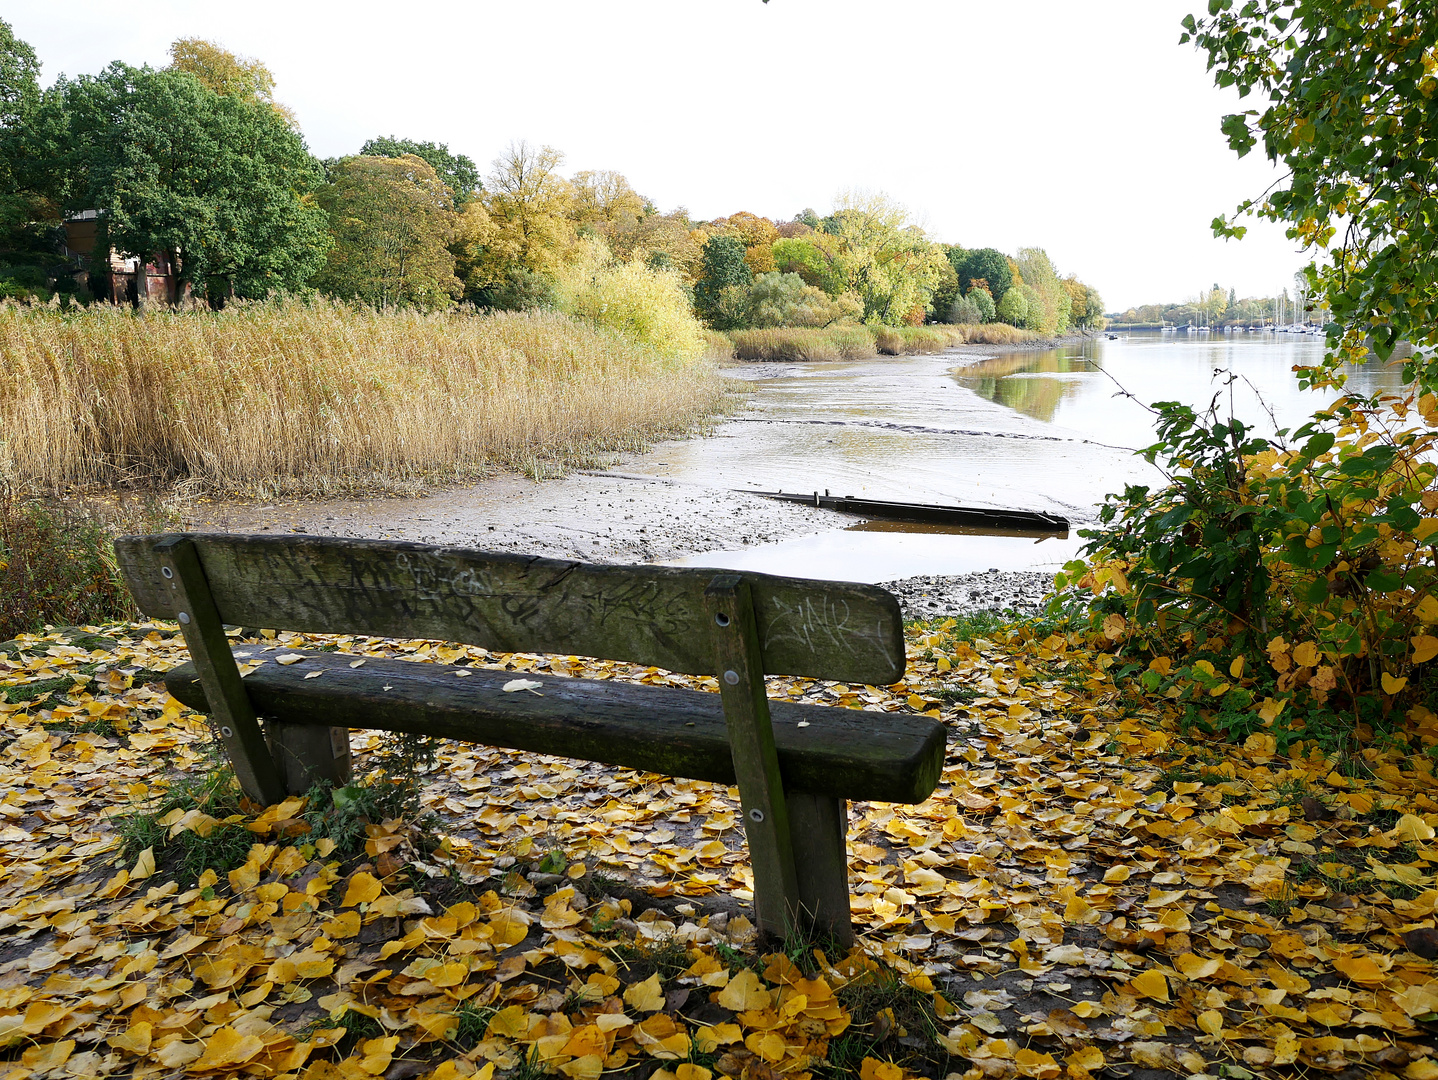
[729,326,877,362]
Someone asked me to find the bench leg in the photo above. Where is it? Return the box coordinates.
[787,794,854,948]
[271,723,352,795]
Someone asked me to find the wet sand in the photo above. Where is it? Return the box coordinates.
[192,468,854,566]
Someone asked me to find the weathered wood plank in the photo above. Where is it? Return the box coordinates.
[271,723,351,795]
[163,649,947,804]
[114,534,905,685]
[705,574,800,940]
[153,538,286,805]
[786,793,853,947]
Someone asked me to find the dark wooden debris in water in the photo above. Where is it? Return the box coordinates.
[742,490,1069,533]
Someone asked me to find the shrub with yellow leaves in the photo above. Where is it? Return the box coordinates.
[1058,380,1438,745]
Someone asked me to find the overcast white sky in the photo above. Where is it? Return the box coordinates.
[7,0,1308,312]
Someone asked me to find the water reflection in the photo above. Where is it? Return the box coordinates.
[953,331,1411,451]
[642,331,1416,579]
[952,344,1103,423]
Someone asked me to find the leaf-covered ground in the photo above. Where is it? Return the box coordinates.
[0,619,1435,1080]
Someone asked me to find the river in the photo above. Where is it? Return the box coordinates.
[206,330,1411,587]
[659,330,1410,581]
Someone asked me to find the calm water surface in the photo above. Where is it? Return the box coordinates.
[655,331,1408,582]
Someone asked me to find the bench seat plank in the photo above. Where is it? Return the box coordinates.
[163,649,947,805]
[114,534,906,686]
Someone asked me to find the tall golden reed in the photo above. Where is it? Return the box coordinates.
[0,299,725,496]
[726,322,1036,362]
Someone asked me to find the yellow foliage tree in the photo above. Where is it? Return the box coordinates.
[480,141,574,278]
[570,170,648,250]
[166,38,295,126]
[314,155,461,311]
[555,237,705,360]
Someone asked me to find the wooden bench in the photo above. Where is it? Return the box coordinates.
[113,533,947,945]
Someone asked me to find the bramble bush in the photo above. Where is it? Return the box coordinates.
[1055,380,1438,751]
[0,488,139,639]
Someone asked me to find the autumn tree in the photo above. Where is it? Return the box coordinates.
[314,154,461,310]
[481,141,573,275]
[626,210,703,282]
[1064,276,1104,330]
[819,192,948,326]
[167,38,295,126]
[710,211,780,275]
[570,170,648,252]
[360,137,481,207]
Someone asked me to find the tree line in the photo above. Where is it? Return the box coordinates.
[0,26,1102,331]
[1110,279,1325,329]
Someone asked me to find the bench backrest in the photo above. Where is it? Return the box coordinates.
[114,533,906,685]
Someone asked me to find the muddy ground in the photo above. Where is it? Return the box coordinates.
[191,338,1090,619]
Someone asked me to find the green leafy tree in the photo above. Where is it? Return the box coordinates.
[968,286,996,323]
[0,18,38,144]
[694,234,751,328]
[1015,247,1070,336]
[948,293,982,325]
[0,19,49,295]
[31,64,329,302]
[360,136,481,207]
[928,245,963,322]
[314,154,461,310]
[772,234,845,295]
[745,272,860,328]
[817,193,948,325]
[1182,1,1438,383]
[995,286,1028,327]
[957,248,1012,304]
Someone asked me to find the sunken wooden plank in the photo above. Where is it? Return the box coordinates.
[163,649,947,805]
[705,574,800,940]
[152,538,286,805]
[113,534,905,686]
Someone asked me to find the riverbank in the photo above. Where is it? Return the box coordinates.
[192,472,1058,621]
[720,323,1062,363]
[187,335,1104,608]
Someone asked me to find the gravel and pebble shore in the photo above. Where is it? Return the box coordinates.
[876,569,1055,622]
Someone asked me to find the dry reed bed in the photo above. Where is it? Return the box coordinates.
[724,322,1036,362]
[0,301,725,496]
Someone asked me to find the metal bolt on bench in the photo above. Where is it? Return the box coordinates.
[115,533,948,945]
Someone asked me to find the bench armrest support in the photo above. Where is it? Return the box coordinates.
[705,574,802,941]
[154,537,286,805]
